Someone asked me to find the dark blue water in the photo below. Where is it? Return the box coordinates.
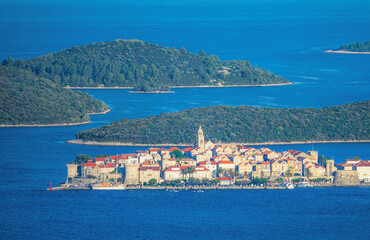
[0,0,369,239]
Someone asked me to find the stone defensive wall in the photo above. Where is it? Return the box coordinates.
[333,170,360,186]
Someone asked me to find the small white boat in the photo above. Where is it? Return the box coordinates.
[281,181,294,189]
[297,181,312,188]
[91,182,125,190]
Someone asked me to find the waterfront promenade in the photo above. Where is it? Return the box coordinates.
[46,183,370,191]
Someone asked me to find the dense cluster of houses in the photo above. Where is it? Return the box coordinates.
[65,126,365,186]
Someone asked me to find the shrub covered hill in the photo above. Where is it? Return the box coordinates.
[13,39,289,91]
[75,101,370,144]
[337,41,370,52]
[0,65,108,125]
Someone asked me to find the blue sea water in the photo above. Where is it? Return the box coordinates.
[0,0,370,239]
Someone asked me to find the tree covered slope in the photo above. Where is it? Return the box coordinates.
[75,101,370,144]
[0,65,108,125]
[13,39,289,90]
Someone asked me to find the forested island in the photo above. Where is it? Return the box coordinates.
[337,41,370,52]
[0,39,291,125]
[326,41,370,54]
[8,39,290,91]
[0,65,108,126]
[73,101,370,145]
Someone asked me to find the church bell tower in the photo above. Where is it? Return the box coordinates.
[197,125,205,149]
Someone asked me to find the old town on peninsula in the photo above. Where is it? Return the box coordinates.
[56,126,370,190]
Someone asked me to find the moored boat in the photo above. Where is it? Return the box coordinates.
[281,180,294,189]
[297,181,313,188]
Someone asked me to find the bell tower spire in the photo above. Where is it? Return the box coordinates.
[197,125,205,149]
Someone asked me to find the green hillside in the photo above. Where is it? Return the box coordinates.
[75,101,370,144]
[0,65,108,125]
[13,39,289,91]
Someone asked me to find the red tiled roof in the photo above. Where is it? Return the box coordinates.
[182,147,194,152]
[289,150,301,155]
[84,163,96,168]
[216,177,231,180]
[337,162,346,166]
[136,150,149,154]
[261,161,270,165]
[165,166,184,171]
[95,158,105,162]
[98,163,115,168]
[122,154,137,157]
[218,160,234,165]
[357,162,370,167]
[168,147,181,152]
[194,166,210,171]
[141,160,151,166]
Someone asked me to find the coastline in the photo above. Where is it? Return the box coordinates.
[324,50,370,54]
[67,139,192,146]
[47,184,369,191]
[65,86,133,89]
[64,82,293,90]
[66,139,370,147]
[128,91,175,94]
[171,82,293,88]
[0,109,111,128]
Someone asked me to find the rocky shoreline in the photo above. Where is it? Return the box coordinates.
[171,82,293,88]
[325,50,370,54]
[129,91,174,94]
[64,82,293,90]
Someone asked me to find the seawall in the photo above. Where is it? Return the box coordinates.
[333,170,361,186]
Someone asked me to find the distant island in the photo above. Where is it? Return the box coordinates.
[0,39,292,125]
[0,65,108,126]
[10,39,290,92]
[325,40,370,54]
[72,101,370,145]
